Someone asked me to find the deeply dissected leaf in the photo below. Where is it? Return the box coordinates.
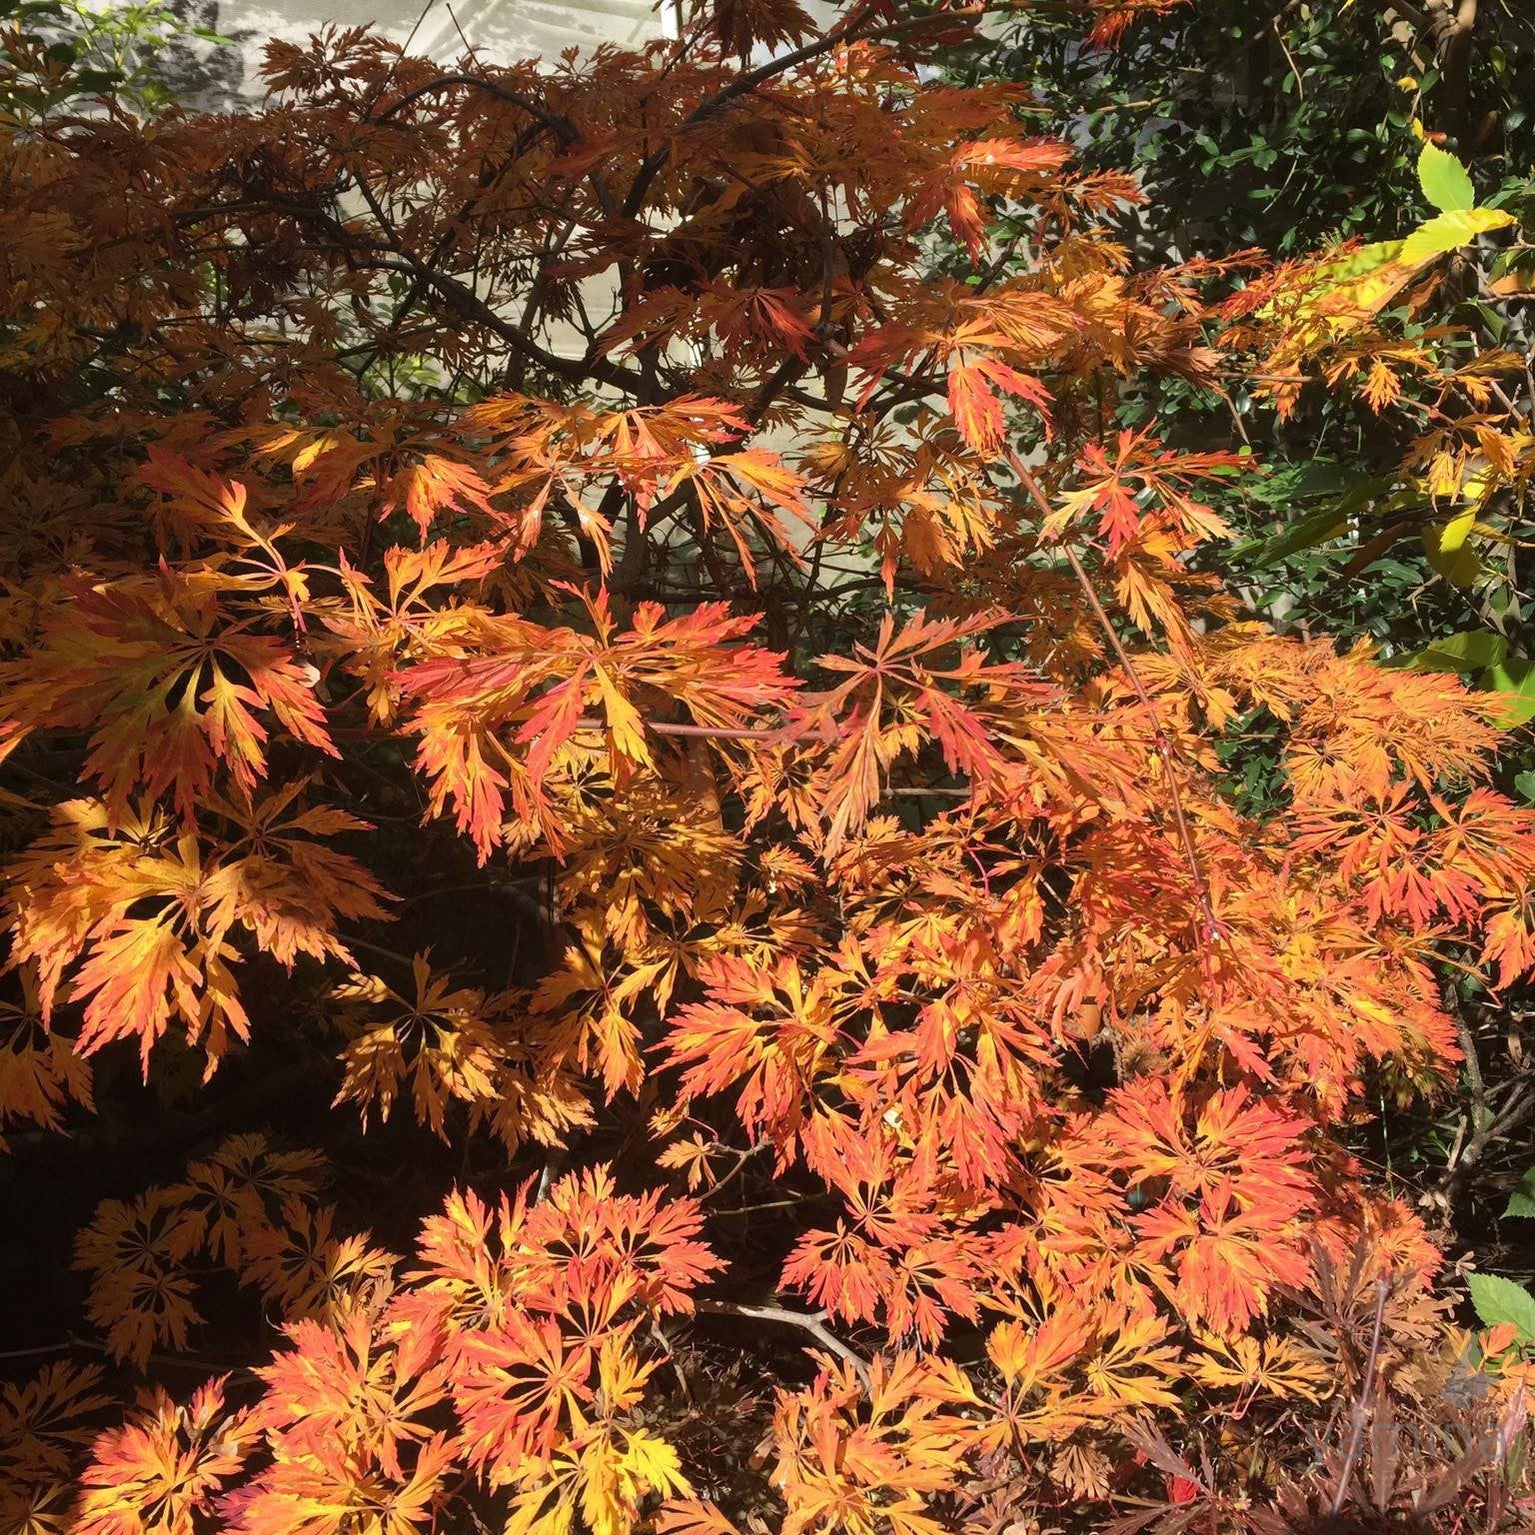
[6,10,1535,1535]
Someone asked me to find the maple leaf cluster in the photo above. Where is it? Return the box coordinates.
[1218,137,1535,642]
[3,0,1535,1532]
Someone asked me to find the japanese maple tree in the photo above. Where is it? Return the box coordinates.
[2,0,1534,1532]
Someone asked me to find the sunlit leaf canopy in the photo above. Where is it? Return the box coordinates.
[3,0,1535,1532]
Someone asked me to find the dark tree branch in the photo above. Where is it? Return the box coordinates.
[366,73,579,141]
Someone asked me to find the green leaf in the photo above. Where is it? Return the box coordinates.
[1406,631,1508,672]
[1483,656,1535,725]
[1467,1271,1535,1341]
[1242,461,1368,509]
[1439,507,1476,554]
[1240,504,1349,568]
[1257,241,1405,324]
[1424,515,1481,588]
[1505,1169,1535,1219]
[1294,215,1503,326]
[1418,140,1475,213]
[1285,461,1371,500]
[1401,206,1516,266]
[1311,237,1406,290]
[71,68,126,92]
[1516,769,1535,804]
[1474,299,1507,341]
[1237,474,1392,569]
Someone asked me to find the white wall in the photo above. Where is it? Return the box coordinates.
[118,0,677,107]
[228,0,675,94]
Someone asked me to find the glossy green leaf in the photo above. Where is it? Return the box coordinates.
[1238,474,1391,569]
[1406,631,1508,673]
[1505,1169,1535,1219]
[1424,516,1481,588]
[1400,206,1516,266]
[1240,504,1349,568]
[1439,507,1476,553]
[1483,656,1535,725]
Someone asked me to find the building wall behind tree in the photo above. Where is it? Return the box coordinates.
[117,0,674,108]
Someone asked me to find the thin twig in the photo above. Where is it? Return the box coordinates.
[345,935,421,967]
[0,1339,77,1361]
[358,0,439,118]
[1271,15,1306,101]
[1445,1014,1488,1175]
[367,73,578,139]
[695,1299,870,1383]
[0,1332,254,1373]
[576,718,786,742]
[1329,1278,1389,1519]
[649,1318,692,1403]
[699,1139,768,1203]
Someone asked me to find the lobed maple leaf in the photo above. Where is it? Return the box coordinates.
[5,789,386,1074]
[0,965,93,1144]
[230,1431,454,1535]
[74,1379,253,1535]
[0,1361,113,1483]
[453,1312,597,1480]
[74,1189,202,1368]
[772,1354,977,1535]
[239,1200,396,1325]
[662,954,851,1157]
[332,954,508,1139]
[171,1133,327,1269]
[783,608,1058,853]
[1042,431,1241,557]
[0,572,335,820]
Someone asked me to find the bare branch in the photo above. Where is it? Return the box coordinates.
[695,1299,871,1383]
[367,73,579,140]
